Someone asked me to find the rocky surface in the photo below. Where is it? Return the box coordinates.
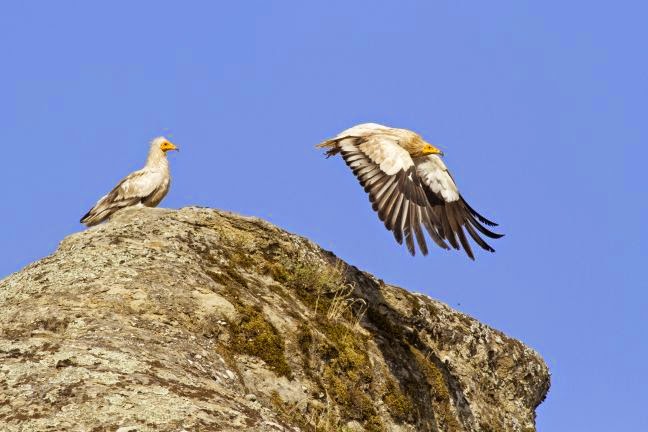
[0,207,549,431]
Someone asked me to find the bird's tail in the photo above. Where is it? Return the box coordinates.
[80,206,108,227]
[315,138,344,158]
[80,197,135,226]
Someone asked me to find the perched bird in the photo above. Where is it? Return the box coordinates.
[317,123,502,259]
[80,137,179,226]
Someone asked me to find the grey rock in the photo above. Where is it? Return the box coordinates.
[0,207,549,431]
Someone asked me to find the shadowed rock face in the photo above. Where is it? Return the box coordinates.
[0,207,549,432]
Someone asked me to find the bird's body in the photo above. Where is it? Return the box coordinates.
[80,137,178,226]
[317,123,502,259]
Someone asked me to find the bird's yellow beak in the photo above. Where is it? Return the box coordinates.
[160,141,179,152]
[422,143,443,156]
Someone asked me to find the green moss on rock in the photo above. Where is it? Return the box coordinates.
[315,321,382,430]
[286,263,345,314]
[230,304,292,378]
[263,262,291,284]
[383,379,414,423]
[411,346,462,432]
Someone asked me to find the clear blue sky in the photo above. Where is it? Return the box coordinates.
[1,2,645,430]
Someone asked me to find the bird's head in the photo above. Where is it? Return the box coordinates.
[400,130,444,158]
[410,135,443,157]
[151,136,179,154]
[421,142,443,157]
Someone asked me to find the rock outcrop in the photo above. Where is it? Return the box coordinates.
[0,207,549,431]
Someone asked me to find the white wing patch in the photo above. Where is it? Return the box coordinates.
[416,156,460,202]
[357,136,414,176]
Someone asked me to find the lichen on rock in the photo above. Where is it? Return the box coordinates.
[0,206,549,431]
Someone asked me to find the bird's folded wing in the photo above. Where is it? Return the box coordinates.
[85,169,164,220]
[105,169,164,204]
[415,156,503,259]
[80,167,167,226]
[336,135,449,256]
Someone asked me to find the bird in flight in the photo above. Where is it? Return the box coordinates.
[317,123,502,259]
[80,137,179,226]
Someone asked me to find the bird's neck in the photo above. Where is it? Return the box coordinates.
[145,148,169,170]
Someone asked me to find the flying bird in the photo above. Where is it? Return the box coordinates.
[80,137,179,226]
[317,123,502,259]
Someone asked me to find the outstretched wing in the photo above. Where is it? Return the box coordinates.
[415,155,503,259]
[80,169,164,226]
[319,133,449,256]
